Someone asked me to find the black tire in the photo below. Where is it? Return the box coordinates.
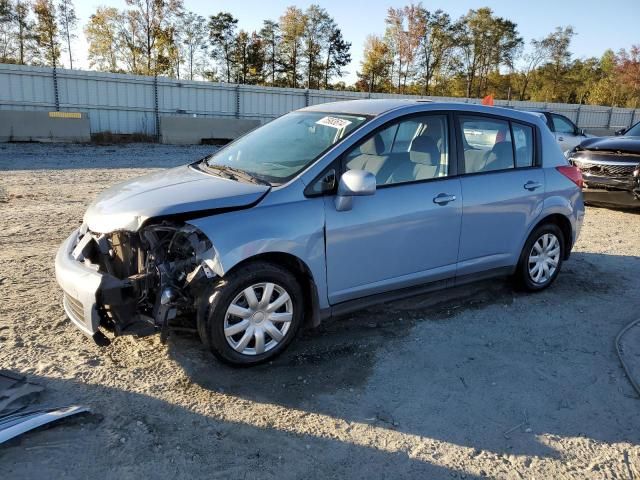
[515,223,565,292]
[197,261,304,366]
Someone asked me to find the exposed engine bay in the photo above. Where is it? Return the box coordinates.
[73,221,214,344]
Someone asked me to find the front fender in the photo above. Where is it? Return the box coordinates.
[186,197,329,309]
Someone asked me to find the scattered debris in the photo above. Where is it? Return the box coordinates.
[0,406,90,444]
[0,370,44,416]
[0,371,90,445]
[503,410,530,439]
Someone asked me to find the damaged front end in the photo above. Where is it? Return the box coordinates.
[569,152,640,208]
[56,221,216,345]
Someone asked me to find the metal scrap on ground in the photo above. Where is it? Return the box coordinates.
[0,371,90,445]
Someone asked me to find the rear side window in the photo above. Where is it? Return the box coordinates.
[459,116,514,173]
[552,115,575,135]
[513,123,534,167]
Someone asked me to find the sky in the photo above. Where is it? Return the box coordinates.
[71,0,640,83]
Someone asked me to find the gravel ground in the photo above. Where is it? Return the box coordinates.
[1,143,639,479]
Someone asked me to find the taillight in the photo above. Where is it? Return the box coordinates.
[556,165,583,189]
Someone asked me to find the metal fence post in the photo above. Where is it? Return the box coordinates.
[235,85,240,119]
[305,89,310,107]
[52,64,60,111]
[575,105,582,127]
[153,74,160,142]
[606,107,614,131]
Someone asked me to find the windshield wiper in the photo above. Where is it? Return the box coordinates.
[203,163,271,186]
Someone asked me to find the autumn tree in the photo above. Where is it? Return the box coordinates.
[33,0,61,67]
[124,0,183,76]
[57,0,76,68]
[358,34,392,92]
[279,6,305,88]
[84,6,121,71]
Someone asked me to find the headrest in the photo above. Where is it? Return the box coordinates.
[490,142,513,158]
[360,134,385,155]
[486,142,514,168]
[409,135,440,165]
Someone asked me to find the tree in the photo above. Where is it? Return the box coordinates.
[259,19,279,85]
[245,31,265,84]
[543,26,575,101]
[456,8,522,97]
[415,8,456,95]
[617,45,640,107]
[323,26,350,88]
[176,11,207,80]
[14,1,36,65]
[208,12,237,82]
[84,6,121,72]
[57,0,76,68]
[302,4,330,89]
[33,0,60,68]
[358,34,392,93]
[279,6,305,88]
[517,35,553,100]
[124,0,183,76]
[0,0,16,63]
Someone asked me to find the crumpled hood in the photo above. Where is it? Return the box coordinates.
[578,136,640,155]
[84,164,270,233]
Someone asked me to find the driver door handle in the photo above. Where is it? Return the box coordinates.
[557,136,564,141]
[433,193,456,205]
[524,181,542,191]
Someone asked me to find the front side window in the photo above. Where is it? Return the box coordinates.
[460,116,514,173]
[344,114,449,185]
[552,115,576,135]
[205,111,368,185]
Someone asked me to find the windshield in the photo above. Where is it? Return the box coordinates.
[205,111,368,185]
[625,123,640,136]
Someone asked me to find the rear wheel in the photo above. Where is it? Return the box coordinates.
[516,224,565,291]
[198,261,304,366]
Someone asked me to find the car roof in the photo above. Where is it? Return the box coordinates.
[300,99,546,125]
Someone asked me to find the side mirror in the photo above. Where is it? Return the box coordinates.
[615,128,626,136]
[334,169,376,211]
[579,128,587,136]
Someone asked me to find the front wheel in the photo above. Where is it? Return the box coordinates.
[197,261,304,366]
[516,224,565,291]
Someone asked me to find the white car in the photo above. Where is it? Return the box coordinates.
[526,111,594,151]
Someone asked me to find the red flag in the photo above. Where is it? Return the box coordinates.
[481,95,494,106]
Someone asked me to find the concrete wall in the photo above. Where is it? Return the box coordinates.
[159,116,261,144]
[0,110,90,143]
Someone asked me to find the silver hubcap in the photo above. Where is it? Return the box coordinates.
[224,282,293,356]
[528,233,561,284]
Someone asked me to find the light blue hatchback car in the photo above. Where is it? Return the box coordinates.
[56,100,585,365]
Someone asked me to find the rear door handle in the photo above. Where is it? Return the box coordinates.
[433,193,456,205]
[524,181,542,191]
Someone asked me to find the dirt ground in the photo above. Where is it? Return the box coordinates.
[1,143,639,479]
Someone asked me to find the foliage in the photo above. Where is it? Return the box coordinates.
[1,0,636,107]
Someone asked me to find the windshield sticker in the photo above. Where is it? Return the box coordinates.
[316,116,352,129]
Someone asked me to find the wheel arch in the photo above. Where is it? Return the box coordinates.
[224,251,323,328]
[528,213,573,260]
